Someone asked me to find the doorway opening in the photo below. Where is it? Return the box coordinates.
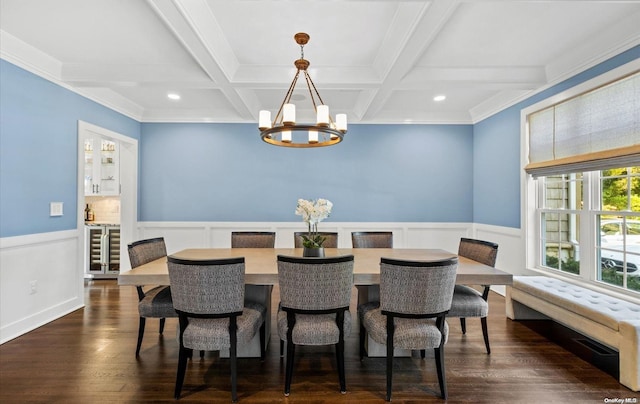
[77,121,138,280]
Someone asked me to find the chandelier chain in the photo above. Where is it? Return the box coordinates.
[273,70,302,126]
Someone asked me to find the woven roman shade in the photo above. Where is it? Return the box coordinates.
[525,71,640,177]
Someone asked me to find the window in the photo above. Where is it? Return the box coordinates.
[596,167,640,290]
[539,173,582,274]
[535,168,640,294]
[523,59,640,298]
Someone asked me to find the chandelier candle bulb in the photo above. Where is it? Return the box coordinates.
[282,130,292,143]
[283,104,296,126]
[308,130,318,144]
[336,114,347,132]
[316,105,329,127]
[259,110,271,130]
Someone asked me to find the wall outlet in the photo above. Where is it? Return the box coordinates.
[29,280,37,294]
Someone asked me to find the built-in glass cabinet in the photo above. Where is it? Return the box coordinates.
[84,138,120,196]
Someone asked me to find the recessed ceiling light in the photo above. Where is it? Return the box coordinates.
[433,95,446,102]
[167,93,181,100]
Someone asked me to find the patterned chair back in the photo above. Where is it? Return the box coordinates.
[128,237,167,268]
[351,231,393,248]
[380,257,458,316]
[167,256,245,315]
[231,232,276,248]
[277,255,354,311]
[458,238,498,267]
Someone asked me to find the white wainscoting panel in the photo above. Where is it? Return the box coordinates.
[0,230,84,344]
[136,222,478,259]
[473,223,524,296]
[136,222,524,262]
[405,224,472,250]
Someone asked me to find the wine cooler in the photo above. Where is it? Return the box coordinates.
[85,224,120,278]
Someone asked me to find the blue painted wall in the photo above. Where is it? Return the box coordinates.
[140,123,474,222]
[0,59,140,238]
[2,44,637,236]
[473,45,640,228]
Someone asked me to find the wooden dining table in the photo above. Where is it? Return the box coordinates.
[117,247,513,287]
[118,248,512,357]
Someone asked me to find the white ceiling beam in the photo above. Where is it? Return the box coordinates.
[402,66,546,85]
[231,66,381,86]
[65,80,219,89]
[61,63,212,86]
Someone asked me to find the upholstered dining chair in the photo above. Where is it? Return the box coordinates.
[231,231,276,248]
[447,237,498,354]
[359,257,458,401]
[351,231,393,248]
[293,231,338,248]
[277,254,355,396]
[278,231,339,357]
[167,256,266,402]
[128,237,176,357]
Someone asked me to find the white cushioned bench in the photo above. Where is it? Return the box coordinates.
[505,276,640,391]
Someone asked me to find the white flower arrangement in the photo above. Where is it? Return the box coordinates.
[295,198,333,248]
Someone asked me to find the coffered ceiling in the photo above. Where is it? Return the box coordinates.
[1,0,639,124]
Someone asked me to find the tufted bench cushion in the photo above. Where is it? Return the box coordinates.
[513,276,640,331]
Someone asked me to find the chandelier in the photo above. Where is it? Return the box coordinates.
[259,33,347,148]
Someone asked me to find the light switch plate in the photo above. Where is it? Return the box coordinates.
[50,202,63,216]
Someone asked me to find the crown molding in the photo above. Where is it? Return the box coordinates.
[0,30,143,121]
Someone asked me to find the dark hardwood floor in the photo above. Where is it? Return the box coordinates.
[0,280,637,403]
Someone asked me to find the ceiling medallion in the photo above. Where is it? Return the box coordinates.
[258,33,347,148]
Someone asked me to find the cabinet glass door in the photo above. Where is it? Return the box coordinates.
[99,140,119,195]
[106,227,120,272]
[87,227,104,272]
[84,138,120,196]
[84,140,95,195]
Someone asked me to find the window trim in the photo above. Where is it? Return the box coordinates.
[521,59,640,301]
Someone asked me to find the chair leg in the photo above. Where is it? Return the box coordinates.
[284,311,296,396]
[227,317,238,403]
[159,318,166,334]
[459,317,466,334]
[174,346,189,399]
[359,323,366,360]
[386,316,394,402]
[259,322,266,361]
[279,339,284,358]
[284,340,295,396]
[336,342,346,394]
[420,349,425,359]
[336,311,346,393]
[136,317,146,357]
[434,346,447,399]
[481,316,491,354]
